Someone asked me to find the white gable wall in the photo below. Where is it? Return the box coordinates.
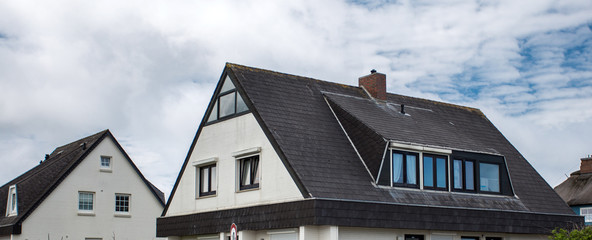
[13,136,163,240]
[166,113,303,216]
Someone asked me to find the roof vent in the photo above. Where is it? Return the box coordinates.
[359,69,386,100]
[81,142,87,150]
[401,104,405,114]
[45,154,49,160]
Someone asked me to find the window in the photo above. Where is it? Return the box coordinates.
[405,235,424,240]
[6,185,17,216]
[581,208,592,222]
[239,155,260,190]
[115,194,130,213]
[392,150,419,187]
[78,192,94,212]
[207,76,249,123]
[423,154,448,190]
[453,159,475,191]
[479,162,500,192]
[485,237,502,240]
[100,156,112,172]
[461,237,479,240]
[198,164,217,197]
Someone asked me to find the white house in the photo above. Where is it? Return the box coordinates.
[157,63,582,240]
[0,130,165,240]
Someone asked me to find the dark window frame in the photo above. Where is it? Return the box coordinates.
[206,76,250,124]
[391,150,420,188]
[478,161,502,193]
[452,159,477,192]
[405,234,425,240]
[451,150,512,196]
[239,155,260,191]
[198,164,217,197]
[423,153,449,191]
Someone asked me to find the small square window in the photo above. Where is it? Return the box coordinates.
[78,192,94,212]
[581,207,592,222]
[198,164,217,197]
[100,156,111,170]
[239,156,260,191]
[115,194,130,213]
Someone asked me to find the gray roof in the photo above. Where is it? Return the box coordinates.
[162,63,580,232]
[555,171,592,206]
[0,130,165,235]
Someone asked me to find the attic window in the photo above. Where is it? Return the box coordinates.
[6,185,17,216]
[207,76,249,123]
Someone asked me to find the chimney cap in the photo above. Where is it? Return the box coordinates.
[370,69,377,74]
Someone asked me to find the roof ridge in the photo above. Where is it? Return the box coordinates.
[388,93,483,115]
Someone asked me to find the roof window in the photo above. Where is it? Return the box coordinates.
[206,76,249,123]
[6,185,17,216]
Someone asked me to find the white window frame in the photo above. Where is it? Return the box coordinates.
[78,191,95,216]
[100,156,112,172]
[192,157,218,199]
[114,193,131,217]
[6,185,17,216]
[581,207,592,222]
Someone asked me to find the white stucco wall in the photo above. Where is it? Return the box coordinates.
[166,113,304,216]
[12,136,163,240]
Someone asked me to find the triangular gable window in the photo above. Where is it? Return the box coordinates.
[207,76,249,123]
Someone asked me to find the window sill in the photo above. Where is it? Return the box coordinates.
[237,186,260,193]
[77,212,95,216]
[197,192,217,199]
[99,168,112,173]
[114,213,131,218]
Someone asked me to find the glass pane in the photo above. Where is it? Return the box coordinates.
[219,92,235,118]
[453,160,462,189]
[466,161,474,190]
[392,153,403,184]
[242,159,252,185]
[253,158,260,184]
[201,167,209,192]
[211,166,217,191]
[479,163,500,192]
[423,157,433,187]
[207,101,218,122]
[236,92,249,113]
[220,76,235,92]
[406,155,416,185]
[436,157,447,188]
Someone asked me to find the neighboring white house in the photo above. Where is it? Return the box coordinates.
[157,63,582,240]
[0,130,165,240]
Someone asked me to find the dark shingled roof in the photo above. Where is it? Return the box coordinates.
[160,63,582,235]
[0,130,165,235]
[555,171,592,206]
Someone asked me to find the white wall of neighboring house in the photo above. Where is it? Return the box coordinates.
[11,136,163,240]
[166,113,304,216]
[0,236,9,240]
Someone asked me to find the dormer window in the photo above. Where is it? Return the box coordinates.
[378,144,512,195]
[207,76,249,123]
[6,185,17,216]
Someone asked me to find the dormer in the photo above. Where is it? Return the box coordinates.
[6,185,17,216]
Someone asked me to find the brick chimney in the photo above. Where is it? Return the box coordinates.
[359,69,386,100]
[580,156,592,174]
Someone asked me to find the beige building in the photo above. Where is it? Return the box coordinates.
[0,130,165,240]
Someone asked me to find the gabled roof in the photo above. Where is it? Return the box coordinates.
[162,63,579,228]
[555,171,592,206]
[0,130,164,235]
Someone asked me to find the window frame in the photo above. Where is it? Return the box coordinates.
[198,164,217,197]
[391,150,420,188]
[100,156,112,172]
[114,193,131,214]
[6,185,17,216]
[581,207,592,223]
[422,153,449,191]
[478,162,502,193]
[450,151,511,195]
[238,155,260,191]
[206,76,250,124]
[452,159,477,192]
[78,191,95,215]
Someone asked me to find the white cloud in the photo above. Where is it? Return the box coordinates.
[0,0,591,196]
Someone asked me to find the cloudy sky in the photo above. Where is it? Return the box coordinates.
[1,0,591,197]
